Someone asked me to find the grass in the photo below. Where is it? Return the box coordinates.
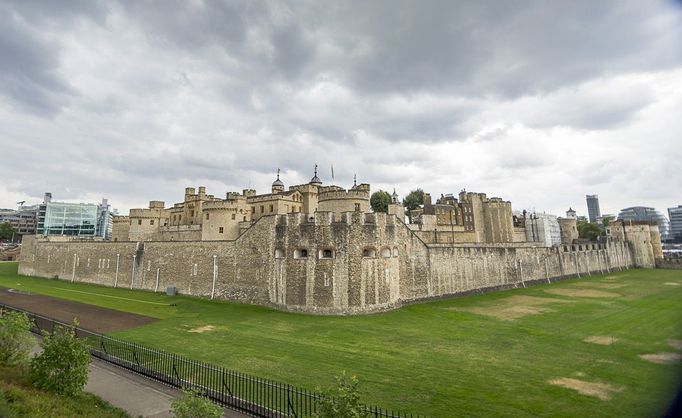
[1,262,681,417]
[0,365,130,418]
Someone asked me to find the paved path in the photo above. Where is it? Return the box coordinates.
[31,338,248,418]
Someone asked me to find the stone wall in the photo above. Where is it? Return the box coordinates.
[19,212,639,315]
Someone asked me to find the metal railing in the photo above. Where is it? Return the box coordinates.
[0,302,421,418]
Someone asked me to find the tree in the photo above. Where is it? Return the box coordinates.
[29,321,90,396]
[0,222,16,241]
[577,221,603,241]
[402,189,424,221]
[0,310,34,367]
[315,372,370,418]
[370,191,391,213]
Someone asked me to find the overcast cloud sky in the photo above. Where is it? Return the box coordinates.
[1,0,681,217]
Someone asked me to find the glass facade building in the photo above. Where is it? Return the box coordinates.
[668,205,682,242]
[617,206,671,240]
[37,202,98,237]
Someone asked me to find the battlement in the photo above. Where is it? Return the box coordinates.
[203,199,244,211]
[148,200,165,209]
[318,187,370,201]
[275,211,396,228]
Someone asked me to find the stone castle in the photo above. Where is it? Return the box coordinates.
[18,167,663,315]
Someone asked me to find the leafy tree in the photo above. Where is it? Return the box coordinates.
[315,372,370,418]
[577,221,603,241]
[171,389,222,418]
[29,321,90,396]
[402,189,424,221]
[370,191,391,213]
[0,222,16,241]
[0,310,34,367]
[600,215,614,230]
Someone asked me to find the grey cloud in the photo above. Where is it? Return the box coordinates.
[0,11,73,115]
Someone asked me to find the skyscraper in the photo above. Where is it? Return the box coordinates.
[586,195,601,223]
[668,205,682,242]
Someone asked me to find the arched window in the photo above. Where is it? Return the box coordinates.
[294,249,308,259]
[392,247,399,257]
[381,248,391,258]
[274,249,285,259]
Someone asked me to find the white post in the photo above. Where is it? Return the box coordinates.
[155,268,160,293]
[518,259,526,288]
[114,253,120,288]
[544,258,550,284]
[211,255,217,300]
[575,253,581,278]
[71,254,77,282]
[131,254,136,289]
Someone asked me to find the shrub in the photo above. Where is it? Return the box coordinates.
[29,321,90,396]
[315,372,370,418]
[171,389,222,418]
[0,310,34,367]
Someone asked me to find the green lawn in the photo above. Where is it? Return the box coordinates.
[1,262,681,417]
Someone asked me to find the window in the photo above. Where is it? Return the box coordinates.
[393,247,399,257]
[150,219,154,225]
[179,215,182,220]
[363,248,376,258]
[206,213,210,220]
[354,203,361,211]
[219,227,224,234]
[294,249,308,259]
[243,216,246,221]
[381,248,391,258]
[260,206,264,213]
[252,207,255,214]
[319,249,334,259]
[231,214,236,220]
[190,210,195,217]
[274,248,284,259]
[138,219,142,225]
[270,204,274,212]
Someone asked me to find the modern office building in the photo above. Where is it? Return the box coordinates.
[36,193,113,238]
[0,204,39,236]
[617,206,670,241]
[668,205,682,242]
[586,194,601,223]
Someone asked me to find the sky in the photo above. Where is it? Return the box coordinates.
[0,0,681,218]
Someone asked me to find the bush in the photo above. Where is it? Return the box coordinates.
[171,388,222,418]
[0,310,34,367]
[315,372,370,418]
[29,321,90,396]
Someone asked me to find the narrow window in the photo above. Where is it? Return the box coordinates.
[261,205,264,213]
[363,248,376,258]
[320,249,334,259]
[190,210,195,217]
[270,204,274,213]
[138,219,142,225]
[354,203,360,211]
[294,249,308,259]
[150,219,154,225]
[243,216,246,221]
[219,227,224,234]
[231,214,236,220]
[381,248,391,258]
[274,249,284,259]
[206,213,210,220]
[252,207,255,214]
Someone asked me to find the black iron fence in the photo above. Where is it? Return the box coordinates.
[0,302,421,418]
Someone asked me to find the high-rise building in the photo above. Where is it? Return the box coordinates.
[586,195,601,223]
[617,206,670,240]
[36,193,113,238]
[0,204,39,236]
[668,205,682,242]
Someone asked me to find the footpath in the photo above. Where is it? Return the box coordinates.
[31,338,248,418]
